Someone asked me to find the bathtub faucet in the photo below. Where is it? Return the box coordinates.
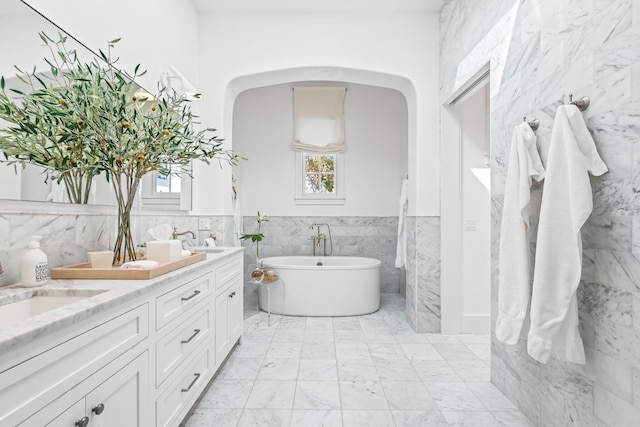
[309,223,333,256]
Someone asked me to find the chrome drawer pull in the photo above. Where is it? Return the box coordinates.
[181,290,201,302]
[229,291,236,298]
[181,329,201,344]
[75,417,89,427]
[181,373,201,392]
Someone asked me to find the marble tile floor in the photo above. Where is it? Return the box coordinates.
[184,293,533,427]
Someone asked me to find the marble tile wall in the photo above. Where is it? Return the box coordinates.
[1,212,411,321]
[405,216,441,333]
[441,0,640,424]
[0,212,114,286]
[0,211,228,286]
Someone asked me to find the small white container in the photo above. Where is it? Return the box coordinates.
[88,251,115,268]
[146,240,182,264]
[21,236,48,287]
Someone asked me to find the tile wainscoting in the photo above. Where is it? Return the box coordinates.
[1,211,443,335]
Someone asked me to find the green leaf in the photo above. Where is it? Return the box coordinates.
[34,74,46,89]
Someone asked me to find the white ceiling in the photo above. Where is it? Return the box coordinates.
[191,0,445,13]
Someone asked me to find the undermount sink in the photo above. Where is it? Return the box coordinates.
[0,289,108,329]
[190,246,227,254]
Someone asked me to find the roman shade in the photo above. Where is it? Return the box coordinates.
[293,87,346,153]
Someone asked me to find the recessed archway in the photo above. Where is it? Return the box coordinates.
[222,66,421,323]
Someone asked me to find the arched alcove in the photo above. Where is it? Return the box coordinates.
[223,67,418,314]
[221,66,417,213]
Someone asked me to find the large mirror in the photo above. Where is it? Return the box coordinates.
[0,1,192,210]
[0,0,116,205]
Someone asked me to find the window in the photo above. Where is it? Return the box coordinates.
[155,164,182,193]
[304,153,335,194]
[292,86,346,205]
[295,152,344,205]
[141,163,192,210]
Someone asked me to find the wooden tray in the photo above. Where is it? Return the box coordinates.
[50,252,207,280]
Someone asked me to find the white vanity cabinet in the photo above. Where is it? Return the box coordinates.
[0,249,244,427]
[153,271,215,427]
[214,256,244,363]
[0,304,149,427]
[23,350,149,427]
[154,252,244,426]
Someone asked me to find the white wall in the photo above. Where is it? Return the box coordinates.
[196,11,440,216]
[233,82,408,216]
[460,84,490,332]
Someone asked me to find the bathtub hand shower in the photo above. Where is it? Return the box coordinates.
[309,223,333,256]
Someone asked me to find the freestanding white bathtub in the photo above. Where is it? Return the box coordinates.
[258,256,381,317]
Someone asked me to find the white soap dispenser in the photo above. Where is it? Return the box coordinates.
[21,235,48,286]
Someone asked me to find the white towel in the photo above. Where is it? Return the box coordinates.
[527,105,607,364]
[395,179,409,268]
[121,260,159,269]
[495,122,545,345]
[232,191,243,247]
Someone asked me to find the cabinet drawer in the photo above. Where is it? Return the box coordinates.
[156,303,212,387]
[0,304,148,427]
[19,351,149,427]
[156,272,213,330]
[156,346,213,427]
[216,256,242,292]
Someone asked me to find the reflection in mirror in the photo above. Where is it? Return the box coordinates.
[157,165,183,193]
[0,1,202,211]
[0,1,115,205]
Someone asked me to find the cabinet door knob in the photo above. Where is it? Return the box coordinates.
[92,403,105,415]
[75,416,90,427]
[229,291,236,298]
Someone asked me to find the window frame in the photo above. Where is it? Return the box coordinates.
[141,163,192,210]
[294,151,345,205]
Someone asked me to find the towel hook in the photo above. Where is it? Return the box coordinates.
[569,94,590,111]
[523,116,540,131]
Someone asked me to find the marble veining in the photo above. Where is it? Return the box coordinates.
[442,0,640,423]
[0,212,231,287]
[0,249,242,355]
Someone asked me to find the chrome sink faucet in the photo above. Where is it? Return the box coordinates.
[172,227,196,240]
[309,222,333,256]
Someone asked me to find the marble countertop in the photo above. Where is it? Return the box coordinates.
[0,247,243,355]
